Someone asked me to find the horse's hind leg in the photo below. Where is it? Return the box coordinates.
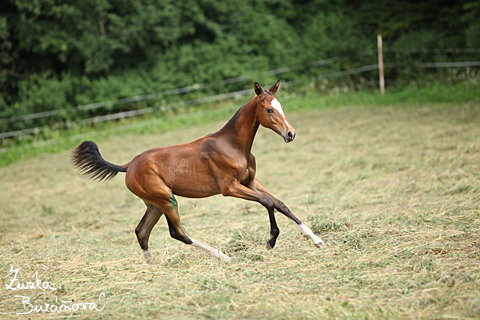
[152,195,231,261]
[135,202,163,265]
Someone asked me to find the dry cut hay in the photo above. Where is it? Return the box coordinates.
[1,103,479,319]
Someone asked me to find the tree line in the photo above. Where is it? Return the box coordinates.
[0,0,479,130]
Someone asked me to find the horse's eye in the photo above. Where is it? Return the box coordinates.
[266,108,274,114]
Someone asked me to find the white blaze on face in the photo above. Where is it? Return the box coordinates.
[271,98,290,127]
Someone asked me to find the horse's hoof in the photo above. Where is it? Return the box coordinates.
[266,238,277,250]
[143,249,156,265]
[146,258,156,266]
[315,241,326,248]
[219,252,232,262]
[221,256,232,262]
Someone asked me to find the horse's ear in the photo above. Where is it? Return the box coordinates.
[254,82,263,96]
[268,79,280,95]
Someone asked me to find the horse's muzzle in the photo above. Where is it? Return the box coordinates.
[284,131,296,143]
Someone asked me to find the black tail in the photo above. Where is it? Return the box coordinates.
[72,141,127,182]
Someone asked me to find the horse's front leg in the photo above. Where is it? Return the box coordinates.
[219,180,279,248]
[250,178,326,249]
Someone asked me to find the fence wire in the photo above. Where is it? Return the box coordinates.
[1,48,479,140]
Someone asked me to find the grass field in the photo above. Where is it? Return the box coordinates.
[1,96,480,319]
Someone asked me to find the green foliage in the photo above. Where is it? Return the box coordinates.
[464,1,480,47]
[0,0,479,133]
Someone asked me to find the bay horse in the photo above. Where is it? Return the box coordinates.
[72,80,325,265]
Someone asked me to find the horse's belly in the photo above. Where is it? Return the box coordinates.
[169,165,221,198]
[171,180,220,198]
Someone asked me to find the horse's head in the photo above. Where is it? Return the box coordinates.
[254,80,296,143]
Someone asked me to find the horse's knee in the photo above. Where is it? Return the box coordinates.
[260,195,274,210]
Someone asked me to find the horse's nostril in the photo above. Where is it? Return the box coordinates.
[287,131,295,141]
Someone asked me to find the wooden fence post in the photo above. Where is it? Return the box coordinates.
[377,34,385,95]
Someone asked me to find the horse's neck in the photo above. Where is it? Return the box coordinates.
[219,97,259,154]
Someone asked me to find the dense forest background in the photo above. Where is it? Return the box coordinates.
[1,0,479,125]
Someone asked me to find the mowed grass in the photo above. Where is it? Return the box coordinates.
[1,101,480,319]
